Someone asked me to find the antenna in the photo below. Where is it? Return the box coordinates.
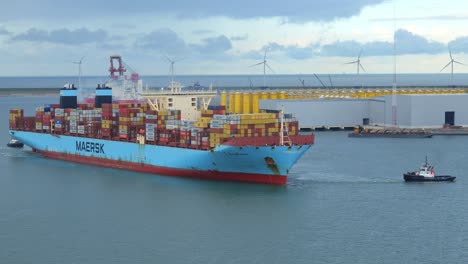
[440,46,467,85]
[344,49,366,75]
[250,48,274,88]
[72,55,85,89]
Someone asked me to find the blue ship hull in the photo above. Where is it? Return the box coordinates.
[9,130,312,184]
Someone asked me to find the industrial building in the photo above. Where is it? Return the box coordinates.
[259,94,468,129]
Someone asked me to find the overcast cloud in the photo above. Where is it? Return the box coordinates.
[1,0,468,75]
[4,0,385,22]
[11,28,108,45]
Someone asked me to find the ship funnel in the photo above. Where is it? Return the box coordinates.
[59,83,78,108]
[95,83,113,108]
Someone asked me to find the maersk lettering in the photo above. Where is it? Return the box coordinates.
[76,141,105,154]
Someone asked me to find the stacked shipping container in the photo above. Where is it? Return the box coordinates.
[9,102,300,149]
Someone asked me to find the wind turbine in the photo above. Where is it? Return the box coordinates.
[250,49,274,88]
[440,47,467,84]
[165,55,183,84]
[344,49,366,75]
[72,55,85,88]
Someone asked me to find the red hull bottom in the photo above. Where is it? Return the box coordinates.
[37,150,287,185]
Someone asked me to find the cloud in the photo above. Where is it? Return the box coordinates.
[11,27,108,45]
[3,0,386,23]
[317,29,445,57]
[135,28,187,55]
[192,29,214,35]
[0,26,10,35]
[370,15,468,22]
[321,40,363,57]
[245,42,317,60]
[191,35,232,54]
[449,37,468,53]
[230,34,248,41]
[394,29,445,55]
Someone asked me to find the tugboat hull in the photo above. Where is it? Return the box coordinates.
[403,173,456,182]
[7,140,24,148]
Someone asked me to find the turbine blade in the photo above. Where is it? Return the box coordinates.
[265,63,275,73]
[344,61,358,65]
[358,49,362,59]
[250,62,264,67]
[359,63,366,72]
[264,48,268,60]
[165,55,172,62]
[449,47,453,60]
[440,61,452,72]
[454,60,468,66]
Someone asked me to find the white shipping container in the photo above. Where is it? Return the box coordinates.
[145,114,157,119]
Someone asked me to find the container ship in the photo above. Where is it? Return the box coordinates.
[8,56,314,185]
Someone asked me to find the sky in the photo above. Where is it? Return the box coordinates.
[1,0,468,76]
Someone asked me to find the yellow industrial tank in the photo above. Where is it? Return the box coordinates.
[242,93,251,114]
[234,92,242,113]
[228,92,234,113]
[269,91,278,99]
[221,91,227,108]
[251,93,259,113]
[279,91,286,99]
[260,92,268,100]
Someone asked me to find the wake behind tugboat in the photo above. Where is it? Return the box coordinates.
[403,156,456,182]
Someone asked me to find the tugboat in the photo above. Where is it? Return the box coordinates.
[403,156,456,182]
[7,138,24,148]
